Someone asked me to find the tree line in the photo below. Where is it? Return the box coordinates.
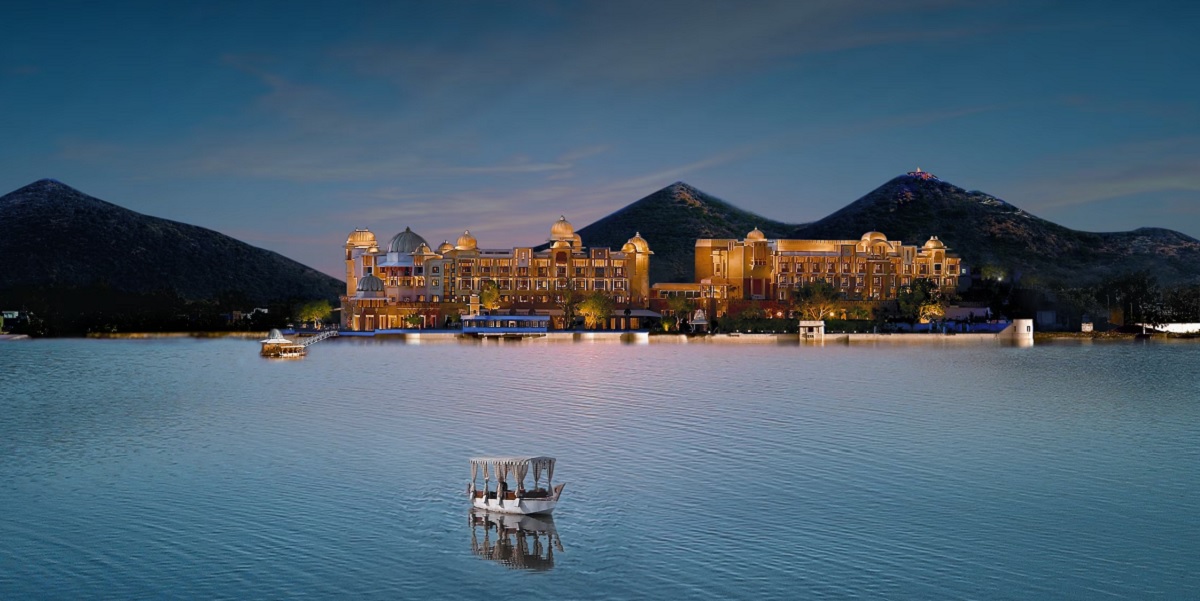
[1,283,336,337]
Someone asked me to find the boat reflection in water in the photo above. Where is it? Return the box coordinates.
[469,509,563,571]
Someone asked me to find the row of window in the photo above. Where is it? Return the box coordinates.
[769,262,956,275]
[461,257,617,267]
[781,275,957,287]
[376,293,634,305]
[448,266,627,278]
[378,277,631,292]
[455,279,627,291]
[439,295,630,305]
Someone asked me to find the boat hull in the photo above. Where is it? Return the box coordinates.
[471,496,557,515]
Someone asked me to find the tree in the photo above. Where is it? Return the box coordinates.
[979,264,1008,282]
[404,314,423,329]
[897,279,942,324]
[846,304,871,320]
[557,289,580,329]
[1055,287,1103,329]
[578,292,615,330]
[792,282,840,321]
[665,295,695,330]
[918,301,945,323]
[295,300,333,326]
[479,281,501,312]
[1102,271,1159,326]
[440,301,466,328]
[1164,284,1200,322]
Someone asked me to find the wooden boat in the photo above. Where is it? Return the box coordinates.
[469,456,564,515]
[260,329,305,358]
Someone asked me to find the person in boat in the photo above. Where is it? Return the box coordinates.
[499,479,509,497]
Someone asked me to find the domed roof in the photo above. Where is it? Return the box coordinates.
[550,215,574,241]
[437,240,454,254]
[625,232,651,253]
[861,231,887,242]
[551,239,571,249]
[455,230,478,251]
[414,242,432,255]
[357,273,385,292]
[346,228,377,247]
[923,236,946,250]
[387,227,429,254]
[745,227,766,241]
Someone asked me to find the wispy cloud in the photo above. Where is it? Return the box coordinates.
[334,143,767,244]
[1058,95,1198,125]
[3,64,40,76]
[1007,137,1200,212]
[336,0,978,88]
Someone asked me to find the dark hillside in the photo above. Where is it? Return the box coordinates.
[790,173,1200,286]
[0,179,343,333]
[569,182,798,283]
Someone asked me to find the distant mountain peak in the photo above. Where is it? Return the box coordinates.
[0,180,343,308]
[793,173,1200,285]
[570,181,796,283]
[902,167,940,181]
[26,178,75,191]
[7,178,90,199]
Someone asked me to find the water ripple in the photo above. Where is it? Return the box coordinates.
[1,338,1198,599]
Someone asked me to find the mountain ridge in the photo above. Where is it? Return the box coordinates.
[568,181,799,283]
[0,179,343,304]
[790,173,1200,285]
[572,175,1200,286]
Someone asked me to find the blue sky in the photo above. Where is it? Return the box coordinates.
[2,1,1197,277]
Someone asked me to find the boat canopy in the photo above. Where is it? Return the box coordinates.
[471,456,555,467]
[260,328,295,344]
[471,456,556,488]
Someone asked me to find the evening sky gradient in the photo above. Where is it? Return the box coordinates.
[2,1,1197,277]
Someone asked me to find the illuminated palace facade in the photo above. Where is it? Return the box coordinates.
[653,229,963,312]
[341,216,652,331]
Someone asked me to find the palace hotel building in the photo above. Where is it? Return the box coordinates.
[341,216,653,331]
[653,229,963,315]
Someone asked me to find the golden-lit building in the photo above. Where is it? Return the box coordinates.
[341,217,653,331]
[652,229,963,314]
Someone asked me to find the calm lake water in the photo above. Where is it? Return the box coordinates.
[1,337,1198,599]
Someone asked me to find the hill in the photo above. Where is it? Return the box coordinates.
[0,179,343,332]
[790,172,1200,286]
[570,182,797,283]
